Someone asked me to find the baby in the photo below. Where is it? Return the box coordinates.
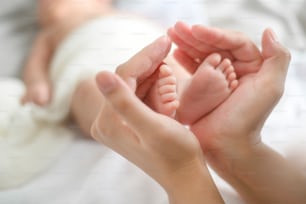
[22,0,114,106]
[22,0,238,132]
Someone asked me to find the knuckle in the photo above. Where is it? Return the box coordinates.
[282,47,291,61]
[276,46,291,62]
[115,63,126,76]
[235,31,248,41]
[115,98,132,114]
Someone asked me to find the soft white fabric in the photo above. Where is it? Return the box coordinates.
[0,79,73,189]
[34,14,163,122]
[0,0,306,204]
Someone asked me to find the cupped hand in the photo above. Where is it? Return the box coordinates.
[90,36,224,203]
[91,71,205,189]
[188,29,291,156]
[90,36,204,187]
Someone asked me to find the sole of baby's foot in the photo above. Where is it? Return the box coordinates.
[150,64,179,117]
[176,53,238,125]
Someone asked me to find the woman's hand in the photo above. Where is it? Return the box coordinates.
[173,27,291,156]
[170,24,305,204]
[91,37,224,204]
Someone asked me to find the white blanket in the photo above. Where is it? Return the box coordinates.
[0,0,306,204]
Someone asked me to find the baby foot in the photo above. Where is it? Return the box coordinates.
[176,53,238,125]
[146,64,179,117]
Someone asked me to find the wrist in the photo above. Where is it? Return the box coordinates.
[204,133,264,181]
[206,140,306,203]
[204,130,262,168]
[162,159,224,204]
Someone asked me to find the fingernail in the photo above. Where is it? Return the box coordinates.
[98,73,117,94]
[269,29,279,42]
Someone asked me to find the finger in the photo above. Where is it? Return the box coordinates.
[192,25,262,63]
[116,36,171,91]
[96,71,161,137]
[173,49,200,74]
[258,28,291,97]
[135,67,159,100]
[173,22,218,54]
[167,27,205,60]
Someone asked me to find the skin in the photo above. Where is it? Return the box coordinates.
[91,36,224,204]
[21,5,306,201]
[170,23,306,203]
[168,21,263,77]
[22,2,238,128]
[21,0,114,106]
[92,25,306,203]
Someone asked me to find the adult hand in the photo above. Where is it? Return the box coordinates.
[171,24,300,204]
[190,29,290,155]
[91,37,224,204]
[169,23,290,153]
[168,22,263,77]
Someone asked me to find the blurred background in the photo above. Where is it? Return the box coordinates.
[0,1,305,204]
[0,0,306,77]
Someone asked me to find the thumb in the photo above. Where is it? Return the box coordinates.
[96,71,160,135]
[260,28,291,78]
[116,36,172,91]
[258,29,291,97]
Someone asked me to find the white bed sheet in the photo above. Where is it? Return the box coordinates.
[0,0,306,203]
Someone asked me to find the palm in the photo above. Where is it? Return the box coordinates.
[93,74,203,185]
[190,74,258,150]
[170,26,289,155]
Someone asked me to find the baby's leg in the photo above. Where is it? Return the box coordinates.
[70,67,179,136]
[70,77,104,137]
[145,64,179,117]
[176,53,238,125]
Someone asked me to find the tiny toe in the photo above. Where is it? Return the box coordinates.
[161,92,177,103]
[163,100,179,118]
[202,53,222,68]
[224,66,234,75]
[230,80,239,90]
[159,84,176,95]
[217,58,231,72]
[227,72,237,81]
[158,76,176,86]
[159,64,173,78]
